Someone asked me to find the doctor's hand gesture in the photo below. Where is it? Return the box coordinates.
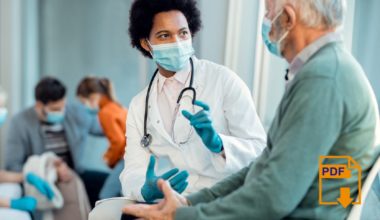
[141,156,189,203]
[182,100,223,153]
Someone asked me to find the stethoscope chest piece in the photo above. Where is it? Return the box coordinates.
[140,134,152,148]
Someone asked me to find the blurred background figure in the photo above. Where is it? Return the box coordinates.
[4,77,107,216]
[0,87,7,127]
[0,87,35,220]
[77,76,128,199]
[0,87,55,220]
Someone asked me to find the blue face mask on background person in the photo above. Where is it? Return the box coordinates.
[147,38,195,72]
[45,109,65,124]
[262,10,289,57]
[0,108,8,127]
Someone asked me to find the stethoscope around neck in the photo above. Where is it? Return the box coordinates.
[140,58,196,149]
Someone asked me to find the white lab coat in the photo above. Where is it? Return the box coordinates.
[120,57,267,201]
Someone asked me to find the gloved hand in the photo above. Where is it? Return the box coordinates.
[182,100,223,153]
[141,156,189,202]
[26,172,55,200]
[10,197,37,212]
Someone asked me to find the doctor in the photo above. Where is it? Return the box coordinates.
[120,0,267,202]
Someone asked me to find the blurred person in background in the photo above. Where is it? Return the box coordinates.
[77,76,128,199]
[4,77,108,211]
[0,86,55,219]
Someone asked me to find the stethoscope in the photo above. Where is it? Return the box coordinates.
[140,58,196,149]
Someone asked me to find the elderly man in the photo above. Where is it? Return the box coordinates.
[122,0,380,219]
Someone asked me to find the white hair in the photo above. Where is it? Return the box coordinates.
[275,0,347,29]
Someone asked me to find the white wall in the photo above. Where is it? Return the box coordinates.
[196,0,229,65]
[352,0,380,106]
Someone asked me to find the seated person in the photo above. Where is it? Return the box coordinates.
[122,0,380,219]
[4,77,107,211]
[77,76,128,199]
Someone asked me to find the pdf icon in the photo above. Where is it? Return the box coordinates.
[319,156,362,208]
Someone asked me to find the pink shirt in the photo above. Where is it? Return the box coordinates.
[156,63,191,134]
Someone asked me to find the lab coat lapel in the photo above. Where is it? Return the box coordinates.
[192,57,204,101]
[172,58,205,143]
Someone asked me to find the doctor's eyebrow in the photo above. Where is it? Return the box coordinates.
[155,30,170,36]
[154,27,189,37]
[178,27,189,32]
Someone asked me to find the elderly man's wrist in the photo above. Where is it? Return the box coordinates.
[185,197,191,206]
[177,195,191,207]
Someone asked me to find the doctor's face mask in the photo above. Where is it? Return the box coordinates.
[147,38,194,72]
[143,10,195,72]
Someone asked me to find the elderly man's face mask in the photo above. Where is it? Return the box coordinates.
[262,10,290,57]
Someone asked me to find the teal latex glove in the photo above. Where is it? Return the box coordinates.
[26,172,55,200]
[141,156,189,202]
[10,197,37,212]
[182,100,223,153]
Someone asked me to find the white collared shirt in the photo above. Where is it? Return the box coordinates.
[156,62,191,134]
[287,32,343,87]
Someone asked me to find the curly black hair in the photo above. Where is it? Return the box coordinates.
[129,0,202,58]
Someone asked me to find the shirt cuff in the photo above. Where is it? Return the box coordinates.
[186,192,208,206]
[135,189,145,202]
[210,133,239,173]
[127,184,145,202]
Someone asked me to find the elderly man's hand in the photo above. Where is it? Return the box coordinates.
[123,179,188,220]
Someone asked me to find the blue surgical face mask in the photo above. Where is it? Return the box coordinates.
[262,10,289,57]
[0,108,8,127]
[45,109,65,124]
[147,39,195,72]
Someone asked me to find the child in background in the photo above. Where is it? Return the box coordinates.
[77,76,128,199]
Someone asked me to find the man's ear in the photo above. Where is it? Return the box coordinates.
[283,4,297,30]
[35,101,45,117]
[140,39,151,53]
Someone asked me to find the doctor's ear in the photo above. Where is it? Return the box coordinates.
[283,4,297,30]
[140,39,152,53]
